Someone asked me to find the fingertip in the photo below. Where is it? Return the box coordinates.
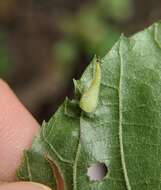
[0,182,51,190]
[0,80,39,181]
[0,78,10,90]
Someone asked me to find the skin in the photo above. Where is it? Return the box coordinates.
[0,79,51,190]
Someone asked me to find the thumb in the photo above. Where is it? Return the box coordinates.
[0,182,51,190]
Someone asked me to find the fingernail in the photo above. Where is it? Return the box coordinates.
[25,182,52,190]
[0,182,52,190]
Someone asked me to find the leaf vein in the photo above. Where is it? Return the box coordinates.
[73,123,81,190]
[42,127,73,164]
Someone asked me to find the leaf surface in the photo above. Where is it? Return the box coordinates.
[17,22,161,190]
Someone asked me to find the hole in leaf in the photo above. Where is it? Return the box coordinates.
[87,163,108,181]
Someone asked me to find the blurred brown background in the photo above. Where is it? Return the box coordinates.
[0,0,160,123]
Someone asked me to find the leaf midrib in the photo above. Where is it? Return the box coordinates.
[118,38,132,190]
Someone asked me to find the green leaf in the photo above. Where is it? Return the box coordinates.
[17,21,161,190]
